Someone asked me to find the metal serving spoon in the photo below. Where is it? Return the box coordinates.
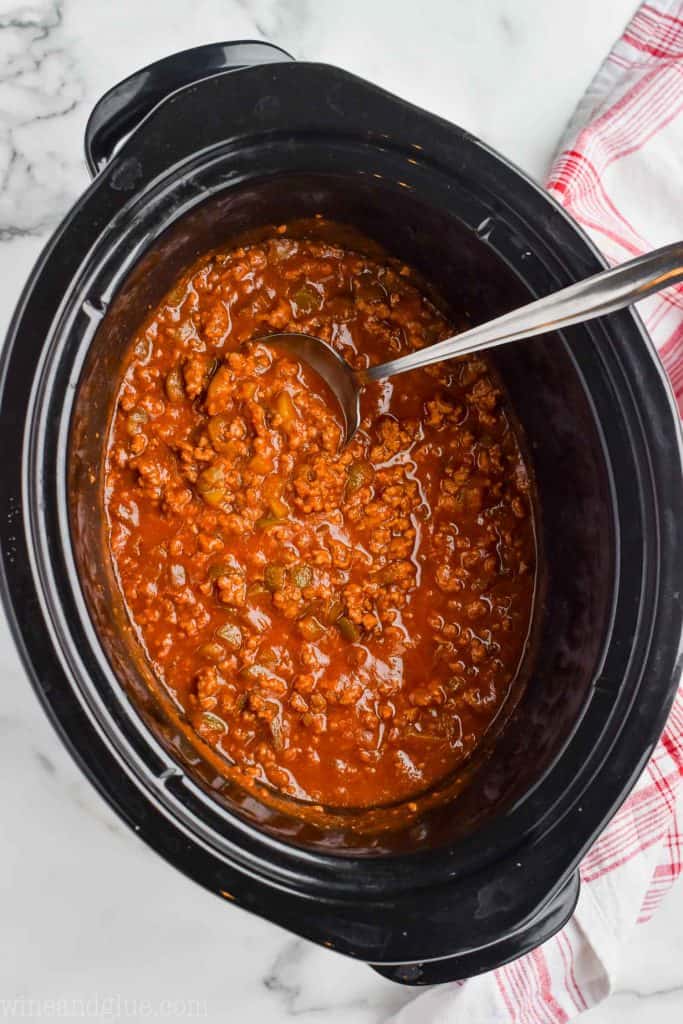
[261,241,683,442]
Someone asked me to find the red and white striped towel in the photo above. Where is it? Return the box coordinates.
[391,3,683,1020]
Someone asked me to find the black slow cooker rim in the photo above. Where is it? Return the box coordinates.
[1,60,681,967]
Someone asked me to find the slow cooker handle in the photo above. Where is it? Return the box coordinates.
[370,870,581,985]
[83,41,294,176]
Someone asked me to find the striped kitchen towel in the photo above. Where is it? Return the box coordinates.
[391,2,683,1020]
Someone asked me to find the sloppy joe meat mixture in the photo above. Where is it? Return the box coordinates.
[105,225,535,809]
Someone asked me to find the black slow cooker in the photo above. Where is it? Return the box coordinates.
[1,41,682,985]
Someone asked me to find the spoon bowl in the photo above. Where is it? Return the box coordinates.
[259,332,363,440]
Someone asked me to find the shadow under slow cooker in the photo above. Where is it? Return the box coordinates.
[70,171,614,856]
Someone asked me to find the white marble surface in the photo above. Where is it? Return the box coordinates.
[2,1,682,1021]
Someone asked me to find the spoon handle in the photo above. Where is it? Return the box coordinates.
[364,241,683,382]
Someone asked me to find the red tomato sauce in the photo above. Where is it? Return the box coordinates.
[105,225,535,809]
